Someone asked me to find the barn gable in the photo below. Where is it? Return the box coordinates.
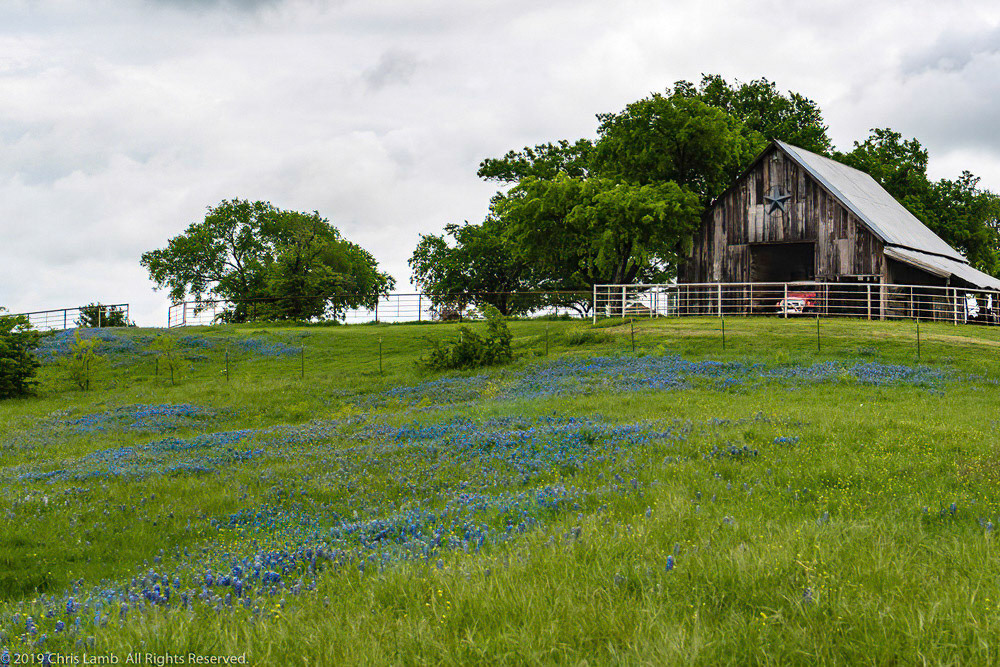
[681,141,1000,290]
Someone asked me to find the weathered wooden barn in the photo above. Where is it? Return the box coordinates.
[678,140,1000,318]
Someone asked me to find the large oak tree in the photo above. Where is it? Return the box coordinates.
[141,199,394,322]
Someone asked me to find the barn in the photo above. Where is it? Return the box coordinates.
[678,140,1000,320]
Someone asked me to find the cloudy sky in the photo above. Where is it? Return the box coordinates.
[2,0,1000,326]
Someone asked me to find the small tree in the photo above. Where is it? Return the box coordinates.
[76,303,130,328]
[422,305,513,370]
[0,309,41,399]
[63,331,105,391]
[147,334,187,385]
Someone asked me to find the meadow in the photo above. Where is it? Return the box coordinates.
[1,315,1000,665]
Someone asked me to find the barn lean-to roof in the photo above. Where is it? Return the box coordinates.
[747,140,1000,290]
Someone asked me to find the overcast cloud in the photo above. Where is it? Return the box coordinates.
[2,0,1000,325]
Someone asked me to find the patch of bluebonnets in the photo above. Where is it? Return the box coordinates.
[0,407,776,647]
[366,355,949,408]
[7,416,359,484]
[233,337,300,358]
[0,417,692,646]
[0,404,219,454]
[35,329,151,362]
[60,404,215,434]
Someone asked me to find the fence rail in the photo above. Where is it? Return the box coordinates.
[593,282,1000,325]
[167,292,594,328]
[8,304,130,331]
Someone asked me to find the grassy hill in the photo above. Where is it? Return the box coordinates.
[2,316,1000,664]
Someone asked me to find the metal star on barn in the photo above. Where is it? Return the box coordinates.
[764,185,791,215]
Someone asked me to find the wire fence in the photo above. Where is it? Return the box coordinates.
[593,282,1000,326]
[166,292,594,327]
[7,304,131,331]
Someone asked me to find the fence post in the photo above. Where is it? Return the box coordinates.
[717,283,723,318]
[621,285,627,320]
[783,284,788,319]
[418,294,422,322]
[64,309,68,330]
[98,307,102,328]
[866,284,871,320]
[953,288,958,326]
[592,285,598,324]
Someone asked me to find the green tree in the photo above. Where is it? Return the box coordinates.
[62,332,105,391]
[592,94,755,201]
[497,175,703,288]
[409,219,542,316]
[76,303,130,328]
[146,334,187,386]
[459,92,749,298]
[0,309,41,399]
[257,210,395,320]
[676,74,833,155]
[477,139,594,184]
[140,199,394,322]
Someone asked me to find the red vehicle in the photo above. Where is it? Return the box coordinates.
[776,291,817,315]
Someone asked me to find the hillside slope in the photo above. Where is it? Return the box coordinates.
[1,317,999,664]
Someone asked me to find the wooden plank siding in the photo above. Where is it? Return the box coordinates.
[681,145,885,283]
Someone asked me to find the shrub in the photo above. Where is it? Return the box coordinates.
[62,331,105,391]
[147,334,189,385]
[0,310,41,399]
[76,303,131,328]
[422,305,513,370]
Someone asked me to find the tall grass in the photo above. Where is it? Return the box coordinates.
[0,317,999,664]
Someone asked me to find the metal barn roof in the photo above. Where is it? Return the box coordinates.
[775,141,967,263]
[884,246,1000,290]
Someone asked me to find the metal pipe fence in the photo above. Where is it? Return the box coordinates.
[8,304,131,331]
[593,282,1000,326]
[167,292,595,328]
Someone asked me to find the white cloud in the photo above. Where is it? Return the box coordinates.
[2,0,1000,324]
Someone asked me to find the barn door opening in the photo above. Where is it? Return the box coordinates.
[750,242,815,282]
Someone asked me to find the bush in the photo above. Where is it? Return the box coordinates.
[76,303,130,328]
[422,305,513,370]
[0,310,41,399]
[147,334,189,385]
[61,331,105,391]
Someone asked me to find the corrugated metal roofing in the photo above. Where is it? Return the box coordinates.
[884,246,1000,290]
[775,141,967,263]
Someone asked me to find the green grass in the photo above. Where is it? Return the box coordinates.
[2,316,1000,664]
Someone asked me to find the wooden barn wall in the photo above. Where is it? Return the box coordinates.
[681,146,885,283]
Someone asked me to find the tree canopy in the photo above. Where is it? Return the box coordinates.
[408,218,541,316]
[141,199,394,322]
[676,74,833,155]
[496,175,702,288]
[592,93,754,201]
